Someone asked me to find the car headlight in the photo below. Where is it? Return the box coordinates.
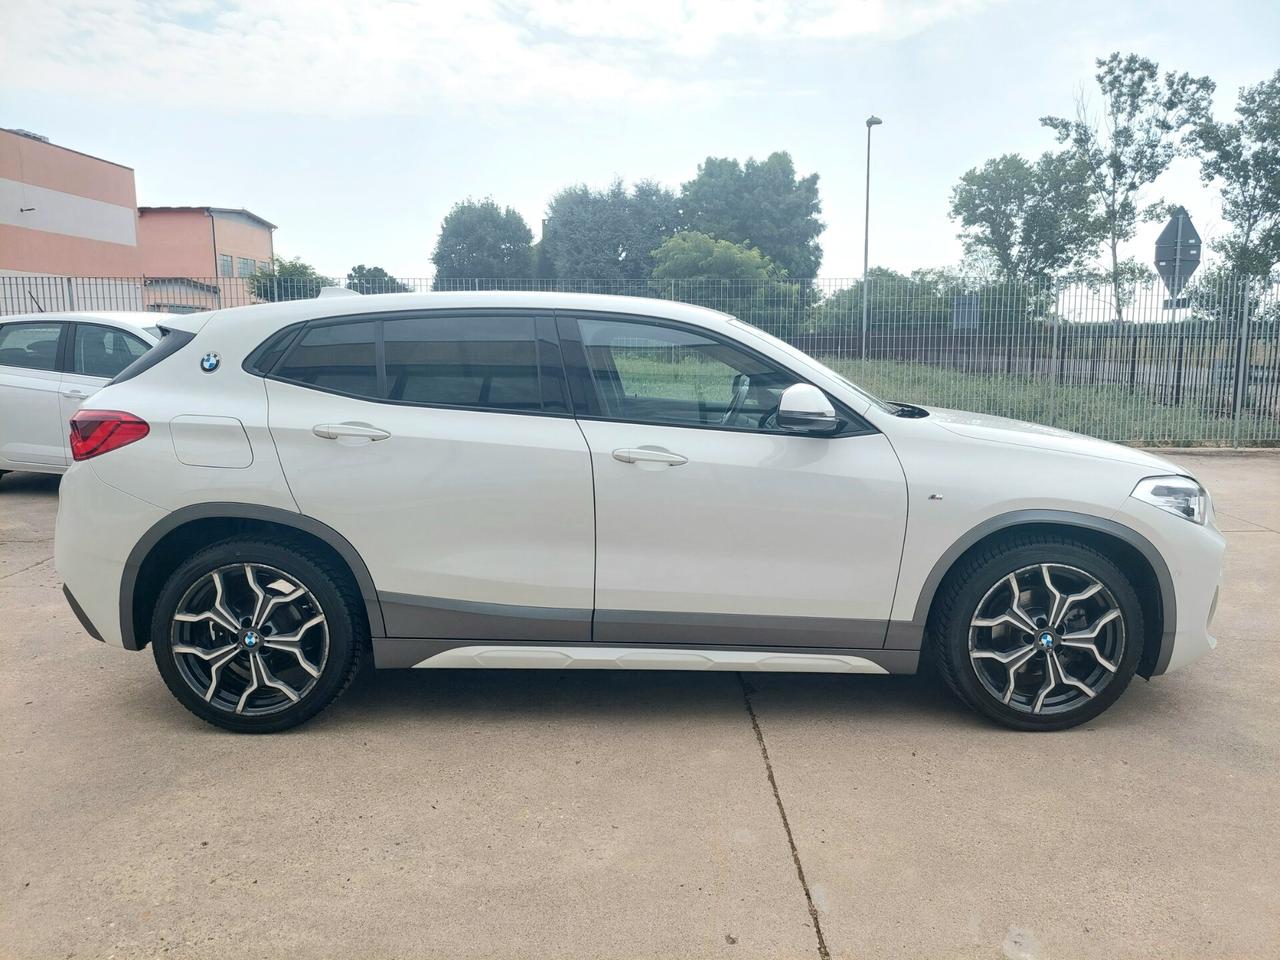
[1131,475,1208,524]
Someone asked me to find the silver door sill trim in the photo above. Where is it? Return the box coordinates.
[408,644,891,674]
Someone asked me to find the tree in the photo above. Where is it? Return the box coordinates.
[949,152,1103,284]
[431,199,534,288]
[346,264,411,295]
[1042,52,1214,320]
[1189,69,1280,279]
[679,152,823,277]
[649,231,781,280]
[543,180,678,280]
[250,256,333,302]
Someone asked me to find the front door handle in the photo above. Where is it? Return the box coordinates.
[612,446,688,466]
[313,422,391,441]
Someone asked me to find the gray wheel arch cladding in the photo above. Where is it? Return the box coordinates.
[911,509,1177,676]
[119,503,386,650]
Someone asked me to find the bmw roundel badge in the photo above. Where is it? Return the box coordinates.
[200,352,221,373]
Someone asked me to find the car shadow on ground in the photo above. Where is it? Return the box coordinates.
[0,471,61,494]
[312,662,984,732]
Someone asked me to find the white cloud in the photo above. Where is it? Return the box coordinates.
[1,0,999,113]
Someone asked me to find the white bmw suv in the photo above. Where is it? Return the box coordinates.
[54,292,1224,733]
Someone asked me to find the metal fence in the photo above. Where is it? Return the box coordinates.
[3,272,1277,447]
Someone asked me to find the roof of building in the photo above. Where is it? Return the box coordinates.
[137,206,277,230]
[1,127,135,172]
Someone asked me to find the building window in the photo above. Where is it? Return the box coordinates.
[218,254,233,277]
[236,257,257,277]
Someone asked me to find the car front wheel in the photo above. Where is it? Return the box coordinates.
[150,538,366,733]
[931,536,1144,731]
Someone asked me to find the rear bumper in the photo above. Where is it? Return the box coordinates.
[55,463,165,648]
[62,585,104,642]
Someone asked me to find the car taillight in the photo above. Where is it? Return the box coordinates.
[69,410,150,461]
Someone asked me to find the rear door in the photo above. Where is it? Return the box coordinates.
[0,320,68,468]
[264,310,596,642]
[58,322,151,456]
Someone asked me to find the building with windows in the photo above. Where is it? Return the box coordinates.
[137,206,276,312]
[0,128,277,314]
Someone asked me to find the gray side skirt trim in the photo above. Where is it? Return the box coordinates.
[379,592,591,643]
[593,609,889,649]
[373,638,920,674]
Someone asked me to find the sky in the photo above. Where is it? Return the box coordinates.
[2,0,1278,281]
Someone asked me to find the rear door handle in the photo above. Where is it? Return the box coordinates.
[313,422,391,441]
[612,447,688,466]
[61,389,88,399]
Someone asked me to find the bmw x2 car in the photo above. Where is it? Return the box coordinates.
[54,292,1224,732]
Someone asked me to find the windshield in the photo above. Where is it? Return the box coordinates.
[728,318,900,415]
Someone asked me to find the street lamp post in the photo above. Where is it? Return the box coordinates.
[861,115,882,361]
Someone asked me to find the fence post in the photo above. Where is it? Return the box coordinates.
[1230,278,1254,448]
[1048,317,1062,427]
[64,276,76,311]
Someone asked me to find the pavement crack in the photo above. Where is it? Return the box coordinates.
[738,673,831,960]
[0,557,53,582]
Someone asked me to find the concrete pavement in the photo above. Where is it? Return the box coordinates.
[1,454,1277,959]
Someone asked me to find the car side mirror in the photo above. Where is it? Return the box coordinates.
[777,383,839,433]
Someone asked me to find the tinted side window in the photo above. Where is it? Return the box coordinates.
[383,315,541,412]
[0,322,62,372]
[575,317,798,430]
[73,324,150,379]
[275,320,379,398]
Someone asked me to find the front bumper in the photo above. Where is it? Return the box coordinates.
[1113,496,1225,676]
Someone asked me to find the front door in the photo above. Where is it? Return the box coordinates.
[560,313,908,649]
[265,310,595,642]
[0,320,68,468]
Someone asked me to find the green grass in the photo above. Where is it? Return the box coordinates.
[821,358,1276,446]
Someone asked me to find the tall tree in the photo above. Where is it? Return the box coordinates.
[431,199,534,288]
[250,256,333,302]
[949,152,1103,283]
[543,180,678,280]
[679,152,823,278]
[1042,52,1214,320]
[1188,69,1280,279]
[346,264,411,294]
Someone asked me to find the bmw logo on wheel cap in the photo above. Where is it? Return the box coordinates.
[200,352,221,373]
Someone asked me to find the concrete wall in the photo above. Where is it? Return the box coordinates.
[0,129,142,277]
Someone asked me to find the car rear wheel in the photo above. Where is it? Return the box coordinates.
[151,538,366,733]
[931,536,1144,731]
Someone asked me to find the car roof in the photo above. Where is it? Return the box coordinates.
[207,290,738,334]
[0,310,166,339]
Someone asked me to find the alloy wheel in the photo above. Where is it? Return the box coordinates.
[968,563,1125,716]
[169,563,329,716]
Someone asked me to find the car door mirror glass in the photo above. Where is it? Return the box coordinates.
[776,383,838,433]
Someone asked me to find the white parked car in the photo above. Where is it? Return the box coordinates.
[0,312,161,479]
[53,293,1224,733]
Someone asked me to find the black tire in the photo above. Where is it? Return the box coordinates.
[930,535,1144,731]
[151,537,367,733]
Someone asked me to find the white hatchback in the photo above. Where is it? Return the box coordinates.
[0,312,160,478]
[53,293,1225,733]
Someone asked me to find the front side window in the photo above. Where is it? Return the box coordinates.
[217,254,233,277]
[0,322,63,371]
[383,314,541,412]
[72,324,150,379]
[574,317,799,430]
[274,320,379,398]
